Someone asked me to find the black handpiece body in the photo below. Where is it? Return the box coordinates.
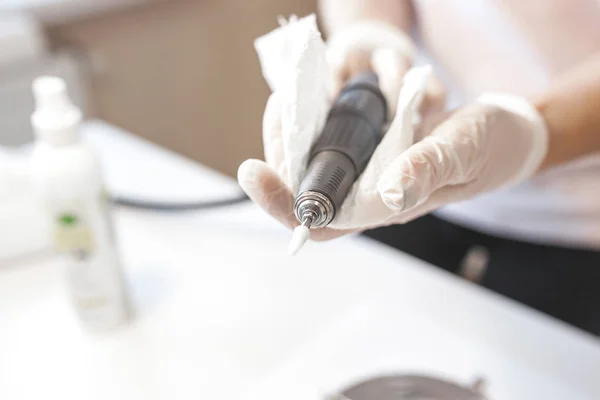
[296,72,388,223]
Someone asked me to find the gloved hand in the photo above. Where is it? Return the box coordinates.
[376,94,549,222]
[327,20,445,117]
[238,93,548,241]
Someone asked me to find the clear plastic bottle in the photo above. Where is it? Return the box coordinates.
[30,76,128,331]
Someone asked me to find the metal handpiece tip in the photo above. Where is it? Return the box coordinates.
[288,225,311,255]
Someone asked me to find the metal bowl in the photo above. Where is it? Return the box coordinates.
[327,375,487,400]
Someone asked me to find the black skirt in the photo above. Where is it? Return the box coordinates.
[364,214,600,336]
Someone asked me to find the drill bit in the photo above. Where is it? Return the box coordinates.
[288,216,312,255]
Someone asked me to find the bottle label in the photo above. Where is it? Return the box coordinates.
[54,212,96,260]
[50,194,127,329]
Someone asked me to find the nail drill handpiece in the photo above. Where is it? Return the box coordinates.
[289,72,388,254]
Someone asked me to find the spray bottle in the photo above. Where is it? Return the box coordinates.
[30,76,129,331]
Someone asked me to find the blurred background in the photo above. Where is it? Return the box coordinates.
[1,3,599,399]
[0,0,317,176]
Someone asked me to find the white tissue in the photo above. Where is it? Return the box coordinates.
[255,14,330,194]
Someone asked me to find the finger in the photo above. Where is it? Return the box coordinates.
[371,48,411,118]
[370,65,432,166]
[388,182,472,224]
[238,159,357,242]
[262,92,285,175]
[345,48,373,77]
[420,73,446,117]
[309,226,354,242]
[237,159,297,229]
[414,109,456,142]
[377,125,475,211]
[329,49,372,99]
[330,62,349,99]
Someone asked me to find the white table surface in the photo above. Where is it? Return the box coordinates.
[0,121,599,400]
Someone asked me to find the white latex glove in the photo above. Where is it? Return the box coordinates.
[327,20,445,117]
[376,94,549,222]
[238,93,548,241]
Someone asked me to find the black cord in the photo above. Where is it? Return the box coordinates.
[111,193,249,211]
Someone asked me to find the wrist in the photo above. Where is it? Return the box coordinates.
[534,98,564,170]
[477,93,549,181]
[533,96,600,170]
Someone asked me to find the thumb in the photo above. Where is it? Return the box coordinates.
[376,133,469,211]
[262,92,285,174]
[237,159,298,229]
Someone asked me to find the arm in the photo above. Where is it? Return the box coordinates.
[318,0,415,35]
[534,53,600,169]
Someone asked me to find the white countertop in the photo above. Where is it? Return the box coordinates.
[0,121,598,400]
